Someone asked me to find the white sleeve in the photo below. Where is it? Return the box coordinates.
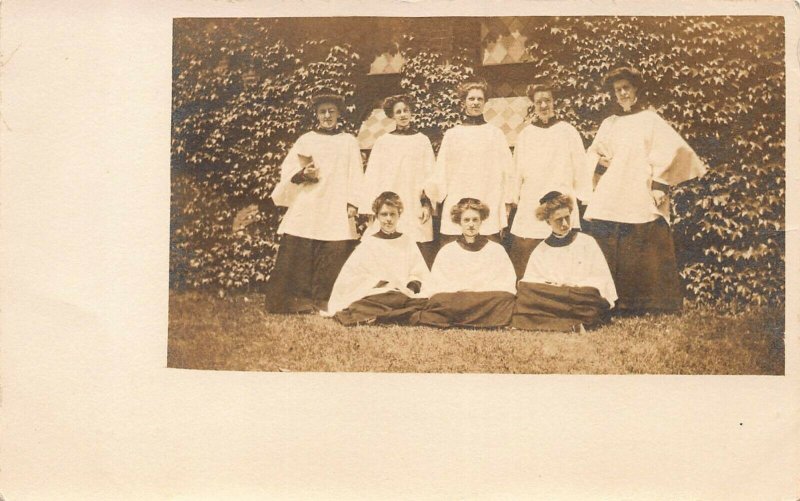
[270,135,306,207]
[360,136,386,214]
[346,135,365,208]
[647,111,707,186]
[569,125,591,203]
[425,131,451,204]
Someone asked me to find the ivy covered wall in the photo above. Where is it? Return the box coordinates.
[170,16,784,307]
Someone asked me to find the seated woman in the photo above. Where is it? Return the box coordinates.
[410,198,517,329]
[513,191,617,332]
[325,192,431,326]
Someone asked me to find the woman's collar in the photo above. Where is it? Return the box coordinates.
[314,124,344,135]
[544,229,577,247]
[372,230,403,240]
[390,125,418,136]
[461,114,486,126]
[614,99,647,117]
[532,116,558,128]
[456,234,489,251]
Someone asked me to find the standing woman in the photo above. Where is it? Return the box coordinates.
[426,80,513,249]
[360,95,437,267]
[266,92,364,314]
[410,198,517,329]
[508,82,592,279]
[584,67,706,314]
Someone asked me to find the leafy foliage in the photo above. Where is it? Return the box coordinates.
[171,17,784,307]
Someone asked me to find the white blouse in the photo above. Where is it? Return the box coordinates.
[584,109,706,224]
[426,123,513,236]
[424,239,517,296]
[271,131,364,241]
[359,132,436,242]
[325,232,431,315]
[510,121,591,239]
[521,232,617,306]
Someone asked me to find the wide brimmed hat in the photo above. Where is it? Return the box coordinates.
[603,66,645,92]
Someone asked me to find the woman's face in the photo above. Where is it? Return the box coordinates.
[459,208,483,238]
[315,103,340,129]
[463,89,486,117]
[376,204,400,234]
[392,102,412,128]
[532,91,555,122]
[613,79,638,110]
[547,207,572,236]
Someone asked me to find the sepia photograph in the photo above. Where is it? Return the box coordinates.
[169,16,785,374]
[2,1,798,499]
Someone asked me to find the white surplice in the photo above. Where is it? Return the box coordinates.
[521,232,618,306]
[359,132,435,242]
[271,131,363,241]
[510,121,592,239]
[424,239,517,296]
[325,233,431,316]
[584,109,707,224]
[426,123,513,236]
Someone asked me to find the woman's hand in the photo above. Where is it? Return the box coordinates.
[419,205,431,224]
[303,163,319,183]
[651,190,667,207]
[347,204,358,218]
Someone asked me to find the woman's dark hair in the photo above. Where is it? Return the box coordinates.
[457,80,490,103]
[372,191,404,215]
[535,191,573,222]
[603,66,645,93]
[311,92,345,113]
[382,94,415,118]
[450,197,490,224]
[526,81,558,101]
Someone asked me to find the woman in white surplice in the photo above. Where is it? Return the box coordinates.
[583,67,706,314]
[326,192,430,326]
[410,198,517,329]
[360,95,437,267]
[508,82,592,279]
[266,93,363,314]
[513,192,616,332]
[425,80,513,251]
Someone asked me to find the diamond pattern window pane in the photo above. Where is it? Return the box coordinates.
[483,97,532,146]
[482,17,534,65]
[357,108,396,149]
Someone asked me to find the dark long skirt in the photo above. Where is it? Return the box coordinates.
[416,241,438,270]
[409,291,515,329]
[265,234,356,314]
[508,235,544,280]
[333,291,428,326]
[586,218,682,314]
[512,282,610,332]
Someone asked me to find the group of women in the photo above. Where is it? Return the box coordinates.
[265,66,706,331]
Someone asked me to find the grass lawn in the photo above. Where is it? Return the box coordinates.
[168,290,784,374]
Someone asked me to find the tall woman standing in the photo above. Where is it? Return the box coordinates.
[360,95,437,267]
[425,80,513,250]
[584,67,706,314]
[266,92,364,314]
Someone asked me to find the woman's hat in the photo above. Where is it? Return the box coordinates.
[539,191,564,205]
[603,66,645,91]
[311,92,345,111]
